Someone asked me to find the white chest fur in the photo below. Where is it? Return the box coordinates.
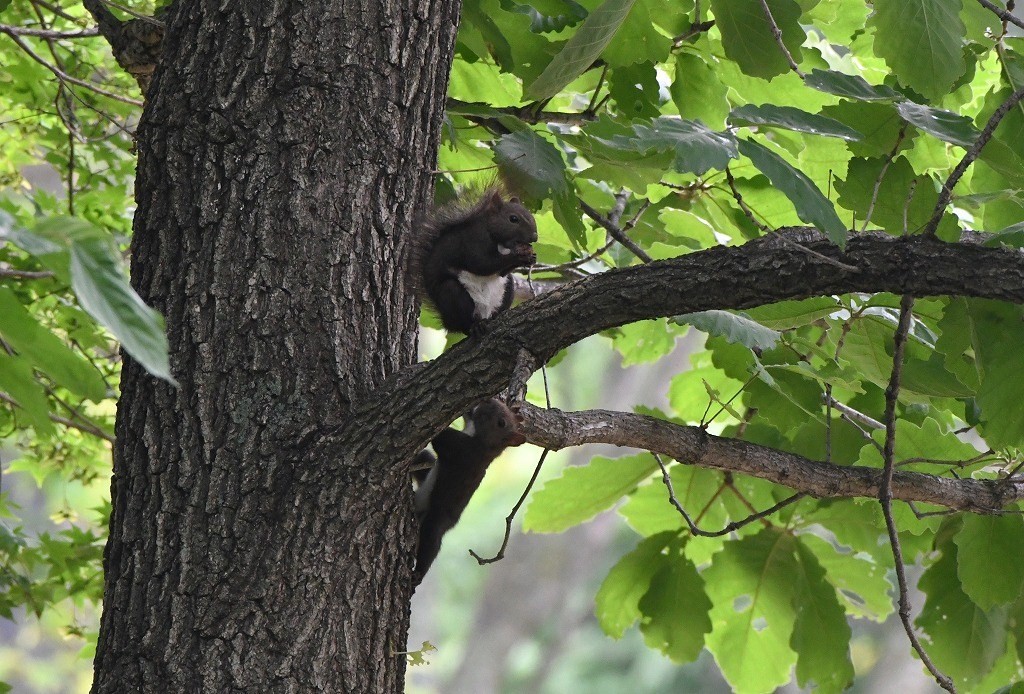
[457,271,507,319]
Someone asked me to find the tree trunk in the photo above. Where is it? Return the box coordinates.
[92,1,460,691]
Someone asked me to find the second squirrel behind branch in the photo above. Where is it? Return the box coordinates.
[412,399,526,583]
[413,188,538,335]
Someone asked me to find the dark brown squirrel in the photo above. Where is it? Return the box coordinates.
[412,398,526,582]
[413,188,538,335]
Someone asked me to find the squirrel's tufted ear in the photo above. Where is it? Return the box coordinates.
[483,188,504,209]
[508,196,520,204]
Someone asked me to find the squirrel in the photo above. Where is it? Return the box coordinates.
[412,398,526,582]
[413,188,538,335]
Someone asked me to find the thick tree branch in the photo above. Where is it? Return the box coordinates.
[343,230,1024,483]
[517,405,1024,513]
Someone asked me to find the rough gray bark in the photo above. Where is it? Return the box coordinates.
[92,1,460,691]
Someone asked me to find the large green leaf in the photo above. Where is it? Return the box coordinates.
[619,465,728,537]
[955,514,1024,611]
[599,117,739,175]
[524,0,636,100]
[869,0,967,100]
[524,453,658,532]
[0,352,54,436]
[704,529,800,693]
[673,311,781,351]
[0,287,106,401]
[895,101,980,148]
[5,216,175,384]
[638,542,713,663]
[595,531,675,637]
[738,138,847,247]
[730,105,863,142]
[69,238,174,385]
[803,69,901,102]
[742,298,839,330]
[791,539,855,693]
[969,301,1024,449]
[799,533,893,622]
[710,0,805,79]
[918,537,1010,689]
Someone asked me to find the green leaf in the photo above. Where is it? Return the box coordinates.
[611,319,677,365]
[738,138,847,247]
[710,0,805,79]
[602,0,683,67]
[799,533,893,621]
[730,105,863,142]
[704,529,799,693]
[803,69,902,102]
[69,238,175,385]
[955,515,1024,610]
[918,537,1010,688]
[525,0,637,101]
[0,353,54,436]
[895,101,980,148]
[869,0,967,100]
[620,465,727,537]
[0,287,106,401]
[524,453,658,532]
[743,298,839,330]
[596,531,675,637]
[791,539,855,693]
[671,53,730,129]
[969,301,1024,449]
[638,543,713,663]
[674,310,781,351]
[835,156,958,237]
[601,117,738,175]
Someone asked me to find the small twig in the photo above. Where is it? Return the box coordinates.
[672,19,716,48]
[860,124,909,232]
[0,391,115,443]
[726,167,771,233]
[98,0,165,27]
[0,24,100,39]
[758,0,804,77]
[977,0,1024,30]
[878,295,955,693]
[0,267,56,280]
[654,452,805,536]
[585,64,609,113]
[924,84,1024,237]
[469,449,549,564]
[5,32,143,106]
[822,395,884,430]
[725,170,859,271]
[580,200,653,263]
[703,372,758,428]
[897,451,994,468]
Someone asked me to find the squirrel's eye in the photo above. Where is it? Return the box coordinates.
[498,419,506,428]
[509,214,520,223]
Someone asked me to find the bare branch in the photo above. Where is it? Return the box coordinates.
[469,448,549,564]
[758,0,804,77]
[4,31,143,106]
[977,0,1024,30]
[924,85,1024,237]
[580,200,654,263]
[358,230,1024,488]
[879,296,955,692]
[0,24,99,39]
[512,404,1024,514]
[653,452,805,536]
